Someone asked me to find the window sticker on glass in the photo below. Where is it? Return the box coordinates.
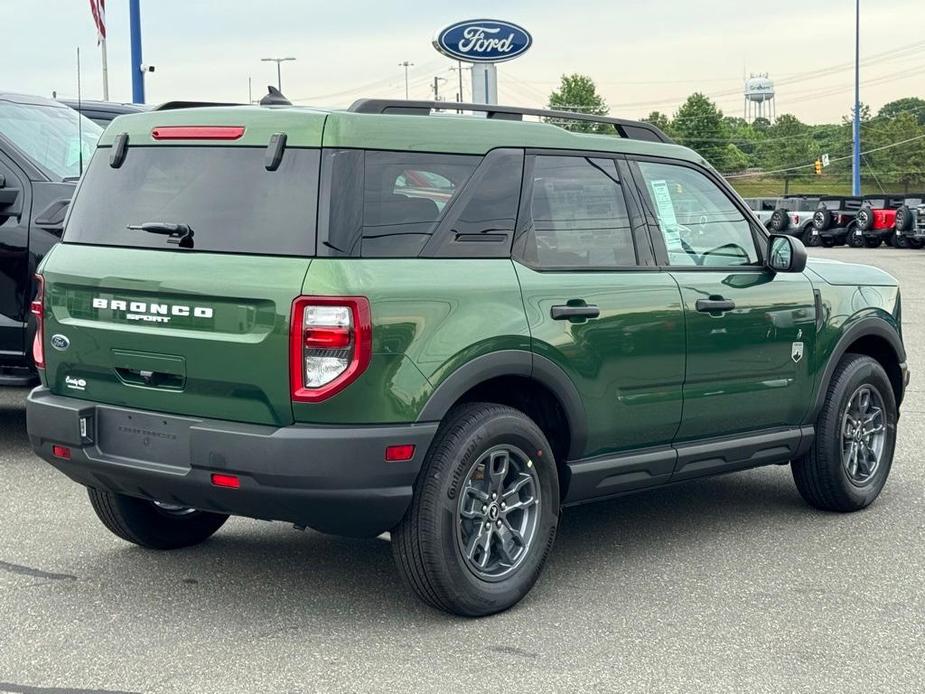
[649,179,682,251]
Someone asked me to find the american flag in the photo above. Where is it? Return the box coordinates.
[89,0,106,44]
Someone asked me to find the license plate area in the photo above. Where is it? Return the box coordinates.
[97,407,192,469]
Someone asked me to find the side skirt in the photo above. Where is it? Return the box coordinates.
[563,426,814,506]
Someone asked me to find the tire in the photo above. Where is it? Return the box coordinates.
[821,237,835,248]
[856,205,874,231]
[909,238,924,249]
[894,206,912,232]
[864,237,882,248]
[813,207,832,231]
[894,233,909,249]
[88,488,228,549]
[792,354,896,512]
[803,227,821,247]
[847,227,865,248]
[392,403,559,617]
[769,208,790,232]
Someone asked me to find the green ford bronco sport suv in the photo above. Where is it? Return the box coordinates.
[26,98,908,616]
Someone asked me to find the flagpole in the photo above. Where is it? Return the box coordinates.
[100,37,109,101]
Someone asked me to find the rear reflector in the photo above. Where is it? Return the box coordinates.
[385,444,415,462]
[51,445,71,460]
[151,125,245,141]
[211,473,240,489]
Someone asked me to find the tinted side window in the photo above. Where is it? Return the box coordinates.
[635,161,759,267]
[521,156,636,269]
[322,150,480,257]
[426,148,523,258]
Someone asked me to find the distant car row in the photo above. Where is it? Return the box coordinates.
[745,194,925,249]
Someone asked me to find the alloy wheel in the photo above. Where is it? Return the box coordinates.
[841,385,887,485]
[456,444,541,581]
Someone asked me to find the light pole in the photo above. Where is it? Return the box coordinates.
[129,0,144,103]
[852,0,861,196]
[261,56,296,92]
[398,61,414,99]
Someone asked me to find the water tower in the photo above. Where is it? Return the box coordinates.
[744,73,775,122]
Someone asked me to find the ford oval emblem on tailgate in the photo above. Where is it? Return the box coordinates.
[50,334,70,351]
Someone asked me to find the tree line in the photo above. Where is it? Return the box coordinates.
[547,74,925,192]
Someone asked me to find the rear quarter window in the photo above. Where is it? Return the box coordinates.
[64,146,319,256]
[320,150,480,257]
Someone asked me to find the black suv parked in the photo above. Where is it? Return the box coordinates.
[59,99,146,127]
[0,92,101,382]
[892,195,924,249]
[812,196,863,245]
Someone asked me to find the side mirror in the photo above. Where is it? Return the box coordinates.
[768,234,807,273]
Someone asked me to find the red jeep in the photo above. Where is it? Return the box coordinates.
[849,197,902,248]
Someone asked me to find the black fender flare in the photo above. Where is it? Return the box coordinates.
[810,317,906,421]
[416,349,587,459]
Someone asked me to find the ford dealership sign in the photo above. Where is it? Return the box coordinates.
[433,19,532,63]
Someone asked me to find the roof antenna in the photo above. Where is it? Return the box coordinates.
[76,46,84,177]
[260,85,291,106]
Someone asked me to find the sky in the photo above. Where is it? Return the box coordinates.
[6,0,924,124]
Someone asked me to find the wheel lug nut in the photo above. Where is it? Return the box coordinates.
[491,493,497,500]
[500,502,506,509]
[481,505,487,513]
[496,520,502,528]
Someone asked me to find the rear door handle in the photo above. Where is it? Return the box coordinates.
[551,304,600,320]
[695,298,736,313]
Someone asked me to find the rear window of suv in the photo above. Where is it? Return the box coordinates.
[64,146,319,256]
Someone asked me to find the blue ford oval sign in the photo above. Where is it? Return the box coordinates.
[434,19,532,64]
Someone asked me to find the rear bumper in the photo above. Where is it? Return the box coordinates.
[817,225,851,239]
[859,227,895,239]
[26,387,438,537]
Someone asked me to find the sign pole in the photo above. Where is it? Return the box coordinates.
[129,0,145,104]
[100,36,109,101]
[852,0,861,196]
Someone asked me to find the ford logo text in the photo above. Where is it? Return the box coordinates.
[434,19,532,63]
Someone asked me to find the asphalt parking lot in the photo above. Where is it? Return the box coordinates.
[1,246,923,694]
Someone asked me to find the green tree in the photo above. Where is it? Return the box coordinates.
[723,116,761,165]
[547,74,611,133]
[642,111,673,136]
[752,117,771,134]
[759,114,814,188]
[723,143,750,173]
[865,111,925,191]
[672,93,729,169]
[878,97,925,126]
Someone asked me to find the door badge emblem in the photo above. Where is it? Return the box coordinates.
[792,341,805,364]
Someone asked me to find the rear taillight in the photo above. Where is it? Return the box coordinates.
[290,296,371,402]
[31,274,45,369]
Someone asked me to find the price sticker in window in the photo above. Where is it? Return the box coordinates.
[650,179,682,251]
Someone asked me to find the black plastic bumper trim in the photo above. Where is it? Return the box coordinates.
[26,387,438,537]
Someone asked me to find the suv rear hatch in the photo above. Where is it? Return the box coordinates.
[39,109,325,426]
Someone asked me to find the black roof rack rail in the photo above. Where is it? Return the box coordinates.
[153,100,243,111]
[347,99,673,144]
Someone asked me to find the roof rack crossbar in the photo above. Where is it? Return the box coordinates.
[347,99,673,144]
